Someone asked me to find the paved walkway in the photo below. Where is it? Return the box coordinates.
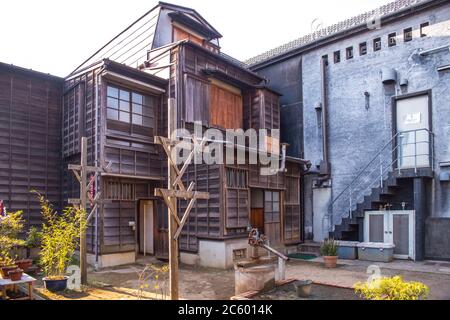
[285,258,450,300]
[33,256,450,300]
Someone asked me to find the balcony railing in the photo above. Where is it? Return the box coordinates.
[324,128,434,232]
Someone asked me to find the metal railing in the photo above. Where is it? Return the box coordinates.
[324,128,434,233]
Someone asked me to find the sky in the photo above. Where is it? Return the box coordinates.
[0,0,393,77]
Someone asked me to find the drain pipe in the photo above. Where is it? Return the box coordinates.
[318,56,331,183]
[94,65,105,270]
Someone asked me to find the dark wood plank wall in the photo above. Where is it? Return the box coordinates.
[179,44,263,128]
[172,44,304,247]
[178,163,222,252]
[223,164,250,237]
[99,77,166,254]
[63,69,98,252]
[0,67,62,229]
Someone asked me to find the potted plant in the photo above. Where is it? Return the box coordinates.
[36,193,87,292]
[25,226,41,258]
[0,211,25,278]
[8,268,23,281]
[320,239,338,268]
[14,226,41,272]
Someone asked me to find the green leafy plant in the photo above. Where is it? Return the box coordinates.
[0,211,26,266]
[320,238,338,256]
[354,276,430,300]
[36,193,87,279]
[25,226,41,249]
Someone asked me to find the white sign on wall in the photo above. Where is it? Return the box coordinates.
[404,113,422,125]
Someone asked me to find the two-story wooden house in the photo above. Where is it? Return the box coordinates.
[61,1,310,269]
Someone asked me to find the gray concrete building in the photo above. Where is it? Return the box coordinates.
[248,0,450,260]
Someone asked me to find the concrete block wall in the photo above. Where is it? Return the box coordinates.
[300,5,450,226]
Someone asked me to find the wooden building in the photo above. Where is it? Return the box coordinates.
[0,63,63,229]
[0,2,309,269]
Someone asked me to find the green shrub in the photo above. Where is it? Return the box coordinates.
[354,276,430,300]
[0,211,26,265]
[36,193,87,279]
[320,238,338,256]
[26,226,41,249]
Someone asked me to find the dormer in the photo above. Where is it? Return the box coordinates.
[156,2,222,53]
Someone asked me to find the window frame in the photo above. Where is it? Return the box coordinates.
[333,50,341,63]
[373,37,382,51]
[346,46,354,60]
[359,42,367,56]
[420,22,429,38]
[404,27,413,42]
[106,84,157,130]
[388,32,397,47]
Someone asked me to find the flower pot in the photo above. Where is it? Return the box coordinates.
[43,277,69,292]
[0,265,18,279]
[323,256,338,268]
[293,280,313,298]
[8,268,23,281]
[16,259,33,272]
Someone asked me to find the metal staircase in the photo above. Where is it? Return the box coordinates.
[325,128,434,241]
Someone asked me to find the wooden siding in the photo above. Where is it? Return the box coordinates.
[248,164,286,190]
[99,77,166,254]
[210,83,243,130]
[63,69,99,252]
[178,163,222,252]
[244,89,280,131]
[0,67,62,229]
[173,25,204,46]
[184,74,209,125]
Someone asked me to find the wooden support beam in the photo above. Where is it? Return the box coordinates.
[174,197,197,240]
[159,189,181,226]
[79,137,88,285]
[172,137,207,189]
[167,98,179,300]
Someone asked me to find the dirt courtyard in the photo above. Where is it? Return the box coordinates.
[33,257,450,300]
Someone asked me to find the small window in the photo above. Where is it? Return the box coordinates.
[420,22,429,37]
[334,51,341,63]
[388,33,397,47]
[373,38,382,51]
[359,42,367,56]
[322,54,329,66]
[105,181,135,200]
[226,168,248,189]
[346,47,354,60]
[404,27,413,42]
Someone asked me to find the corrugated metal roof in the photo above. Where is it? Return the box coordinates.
[245,0,430,67]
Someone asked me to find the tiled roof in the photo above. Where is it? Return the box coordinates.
[245,0,429,67]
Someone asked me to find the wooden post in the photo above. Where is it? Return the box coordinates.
[80,137,88,285]
[168,98,179,300]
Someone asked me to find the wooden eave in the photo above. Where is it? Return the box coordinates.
[0,62,63,83]
[168,11,221,40]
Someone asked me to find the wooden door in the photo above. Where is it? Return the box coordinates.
[264,191,281,246]
[139,201,154,255]
[250,208,264,233]
[154,202,169,260]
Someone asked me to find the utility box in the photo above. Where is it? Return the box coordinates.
[336,241,359,260]
[357,242,395,263]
